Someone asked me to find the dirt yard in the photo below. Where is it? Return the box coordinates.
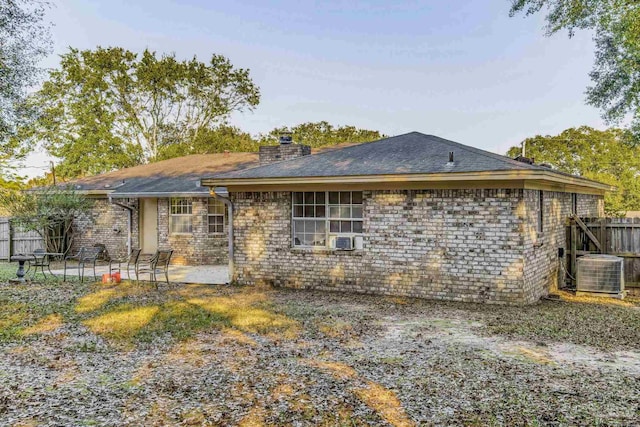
[0,267,639,426]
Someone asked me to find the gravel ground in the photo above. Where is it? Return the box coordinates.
[0,279,638,426]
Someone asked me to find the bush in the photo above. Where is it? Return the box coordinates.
[0,185,90,254]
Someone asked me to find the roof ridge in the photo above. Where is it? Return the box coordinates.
[210,132,537,179]
[208,137,402,177]
[209,133,422,178]
[419,133,541,171]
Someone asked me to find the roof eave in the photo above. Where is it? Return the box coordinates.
[202,170,613,193]
[36,188,114,196]
[109,190,211,198]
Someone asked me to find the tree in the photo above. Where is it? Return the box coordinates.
[510,1,640,135]
[0,185,90,254]
[156,125,259,160]
[19,47,260,178]
[0,0,51,138]
[154,121,386,161]
[506,126,640,214]
[0,0,51,185]
[261,121,385,148]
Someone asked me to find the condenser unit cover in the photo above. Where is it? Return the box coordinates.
[576,254,624,295]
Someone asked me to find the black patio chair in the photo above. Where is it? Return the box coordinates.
[63,246,103,282]
[93,243,111,263]
[137,249,173,287]
[109,248,141,281]
[28,248,53,280]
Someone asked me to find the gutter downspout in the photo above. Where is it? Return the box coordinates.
[212,186,233,283]
[110,197,134,255]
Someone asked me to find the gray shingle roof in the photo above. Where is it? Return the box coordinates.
[66,153,258,196]
[211,132,549,180]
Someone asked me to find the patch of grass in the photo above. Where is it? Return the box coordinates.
[23,313,64,335]
[83,304,161,341]
[378,356,404,365]
[74,283,300,345]
[75,281,152,313]
[138,300,228,342]
[479,293,640,350]
[0,300,30,340]
[354,382,414,427]
[0,262,20,282]
[316,318,354,338]
[0,290,74,342]
[0,261,87,284]
[178,285,300,339]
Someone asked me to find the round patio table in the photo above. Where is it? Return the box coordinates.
[10,252,64,282]
[9,255,32,283]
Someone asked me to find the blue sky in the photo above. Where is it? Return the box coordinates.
[23,0,604,177]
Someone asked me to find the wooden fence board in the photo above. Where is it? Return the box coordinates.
[0,219,9,260]
[12,228,44,255]
[0,217,44,260]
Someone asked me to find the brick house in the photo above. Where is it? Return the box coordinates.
[202,132,611,304]
[68,153,257,265]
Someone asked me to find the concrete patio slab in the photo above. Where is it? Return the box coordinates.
[51,264,229,285]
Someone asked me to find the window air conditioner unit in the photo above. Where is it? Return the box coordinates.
[329,235,363,251]
[576,254,625,298]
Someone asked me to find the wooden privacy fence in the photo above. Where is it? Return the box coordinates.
[566,215,640,288]
[0,218,44,260]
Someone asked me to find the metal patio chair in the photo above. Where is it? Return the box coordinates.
[63,246,103,282]
[137,249,173,287]
[93,243,111,263]
[109,248,142,281]
[28,248,53,280]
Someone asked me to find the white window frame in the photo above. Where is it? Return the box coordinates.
[291,191,363,248]
[170,198,193,234]
[207,198,226,235]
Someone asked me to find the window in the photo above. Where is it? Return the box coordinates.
[170,198,192,234]
[292,191,326,247]
[537,191,544,233]
[292,191,363,247]
[328,191,363,234]
[208,198,226,234]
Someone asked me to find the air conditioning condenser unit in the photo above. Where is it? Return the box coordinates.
[576,254,625,299]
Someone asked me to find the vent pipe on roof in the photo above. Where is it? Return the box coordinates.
[449,151,454,163]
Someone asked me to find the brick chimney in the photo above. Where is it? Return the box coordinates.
[259,132,311,165]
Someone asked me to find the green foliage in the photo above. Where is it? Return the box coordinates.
[261,121,386,148]
[155,121,385,161]
[0,0,51,185]
[17,47,260,178]
[25,172,54,189]
[0,186,90,254]
[156,125,259,160]
[506,126,640,214]
[0,0,51,140]
[510,0,640,134]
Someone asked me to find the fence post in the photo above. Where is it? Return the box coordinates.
[8,220,12,258]
[570,221,577,287]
